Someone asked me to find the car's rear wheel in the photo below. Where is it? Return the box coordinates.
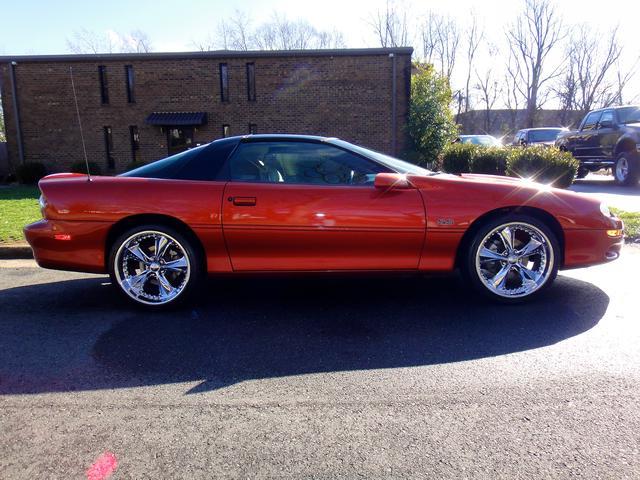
[462,215,559,303]
[109,225,202,308]
[614,152,640,186]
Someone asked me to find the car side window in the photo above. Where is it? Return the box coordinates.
[581,111,602,131]
[229,141,389,186]
[598,110,614,128]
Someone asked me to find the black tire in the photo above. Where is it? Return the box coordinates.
[576,167,589,179]
[461,214,560,304]
[614,151,640,186]
[108,224,203,309]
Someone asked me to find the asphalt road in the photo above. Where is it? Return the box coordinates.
[1,249,639,479]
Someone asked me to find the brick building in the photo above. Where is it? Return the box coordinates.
[0,48,412,174]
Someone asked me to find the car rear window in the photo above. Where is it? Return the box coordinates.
[121,138,239,181]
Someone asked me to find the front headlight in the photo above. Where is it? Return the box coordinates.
[599,203,612,218]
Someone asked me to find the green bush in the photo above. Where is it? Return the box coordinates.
[470,147,509,176]
[16,162,47,184]
[440,143,475,174]
[125,161,147,172]
[70,161,103,176]
[506,146,578,189]
[407,64,458,167]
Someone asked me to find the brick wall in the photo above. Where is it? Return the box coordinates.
[0,49,412,174]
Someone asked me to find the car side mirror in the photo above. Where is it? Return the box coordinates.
[374,172,414,190]
[599,120,614,128]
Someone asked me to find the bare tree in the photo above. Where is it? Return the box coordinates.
[421,13,460,78]
[463,16,484,112]
[121,30,153,53]
[67,28,153,54]
[66,28,116,54]
[369,0,410,47]
[610,55,640,105]
[474,47,501,132]
[195,11,345,51]
[506,0,565,127]
[504,49,523,131]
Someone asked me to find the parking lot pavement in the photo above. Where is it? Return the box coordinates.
[570,174,640,211]
[1,249,639,479]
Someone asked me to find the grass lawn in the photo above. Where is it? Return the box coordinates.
[0,185,41,243]
[612,208,640,242]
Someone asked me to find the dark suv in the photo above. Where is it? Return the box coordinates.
[555,105,640,185]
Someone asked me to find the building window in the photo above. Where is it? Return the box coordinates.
[246,62,256,101]
[125,65,135,103]
[219,63,229,102]
[98,66,109,104]
[222,124,230,137]
[129,126,140,163]
[104,126,115,169]
[248,123,257,134]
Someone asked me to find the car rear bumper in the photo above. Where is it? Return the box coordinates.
[24,219,111,274]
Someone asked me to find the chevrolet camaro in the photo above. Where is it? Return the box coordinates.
[24,134,624,308]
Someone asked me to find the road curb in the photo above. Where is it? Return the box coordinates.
[0,244,34,259]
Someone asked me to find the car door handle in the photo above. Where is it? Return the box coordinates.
[229,196,257,206]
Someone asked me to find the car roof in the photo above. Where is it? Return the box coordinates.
[224,134,335,142]
[588,105,640,113]
[519,127,566,131]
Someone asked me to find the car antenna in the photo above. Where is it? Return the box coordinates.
[69,66,91,182]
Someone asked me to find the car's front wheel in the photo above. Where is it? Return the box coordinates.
[462,215,559,303]
[614,151,640,186]
[109,225,202,308]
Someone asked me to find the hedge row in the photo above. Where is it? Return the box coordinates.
[438,144,579,188]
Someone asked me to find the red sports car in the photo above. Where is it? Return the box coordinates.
[24,135,624,308]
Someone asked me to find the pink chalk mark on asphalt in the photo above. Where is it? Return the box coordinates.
[86,451,118,480]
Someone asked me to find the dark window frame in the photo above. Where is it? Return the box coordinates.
[246,62,256,101]
[219,63,229,102]
[125,65,135,103]
[581,111,602,131]
[248,123,257,134]
[598,110,615,128]
[98,65,109,105]
[129,125,140,162]
[222,124,231,138]
[104,126,115,169]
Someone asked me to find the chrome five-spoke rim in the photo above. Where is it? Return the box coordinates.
[475,222,554,298]
[114,231,191,305]
[616,157,629,181]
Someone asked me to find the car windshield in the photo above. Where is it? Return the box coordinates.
[617,107,640,124]
[330,139,434,176]
[528,129,563,142]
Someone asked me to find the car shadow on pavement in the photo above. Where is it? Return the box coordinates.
[0,274,609,395]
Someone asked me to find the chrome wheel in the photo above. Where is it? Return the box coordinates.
[475,222,554,298]
[114,230,191,305]
[616,156,629,182]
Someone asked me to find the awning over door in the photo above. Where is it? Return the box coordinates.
[145,111,207,126]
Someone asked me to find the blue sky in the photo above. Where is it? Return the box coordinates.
[3,0,637,56]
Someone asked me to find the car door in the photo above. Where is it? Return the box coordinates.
[574,111,602,159]
[595,109,617,159]
[221,140,426,271]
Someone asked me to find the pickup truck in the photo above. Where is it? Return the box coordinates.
[555,105,640,185]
